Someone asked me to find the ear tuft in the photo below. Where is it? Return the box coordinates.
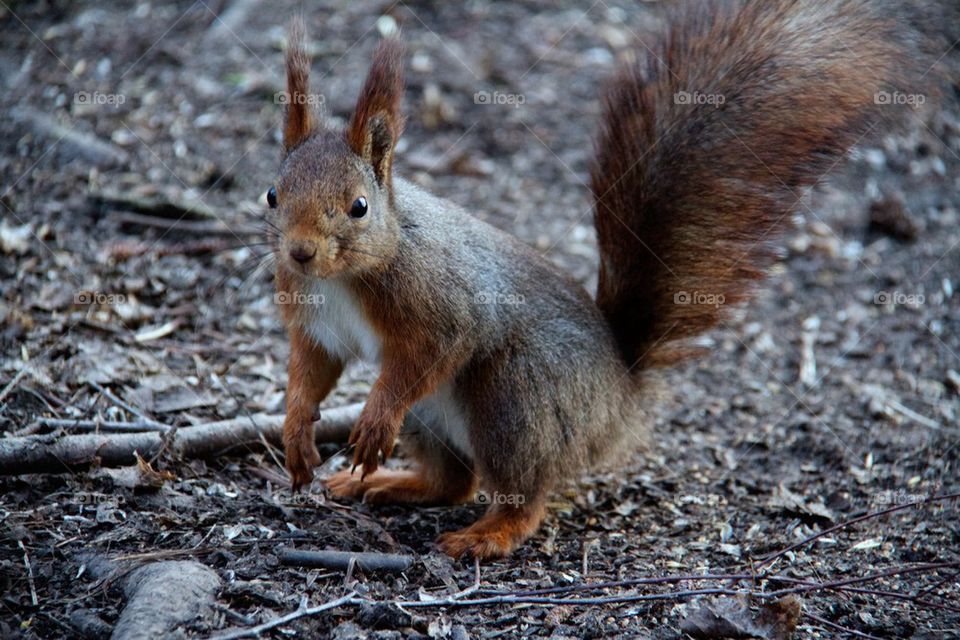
[346,38,406,186]
[283,17,314,151]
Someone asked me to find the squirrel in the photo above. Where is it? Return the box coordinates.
[269,1,919,559]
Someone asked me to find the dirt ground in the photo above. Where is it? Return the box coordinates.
[1,1,958,638]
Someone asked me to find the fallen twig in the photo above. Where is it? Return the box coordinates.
[765,561,960,600]
[90,189,217,220]
[18,540,38,606]
[88,381,170,431]
[0,368,29,406]
[782,578,960,613]
[210,592,357,640]
[1,403,362,475]
[756,492,960,567]
[474,572,754,598]
[12,108,129,167]
[803,612,882,640]
[280,549,414,574]
[396,587,748,608]
[35,418,170,433]
[110,238,236,259]
[107,210,259,236]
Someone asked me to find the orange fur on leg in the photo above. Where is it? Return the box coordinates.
[326,467,476,506]
[282,327,344,490]
[437,500,547,560]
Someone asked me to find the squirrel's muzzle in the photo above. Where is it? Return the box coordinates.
[288,241,317,265]
[282,236,339,277]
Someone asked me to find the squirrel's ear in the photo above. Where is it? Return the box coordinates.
[283,17,314,151]
[346,38,405,187]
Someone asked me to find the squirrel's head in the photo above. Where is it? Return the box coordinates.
[268,19,405,280]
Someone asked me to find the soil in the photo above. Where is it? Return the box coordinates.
[1,1,958,638]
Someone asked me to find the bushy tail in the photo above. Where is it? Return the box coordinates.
[591,0,922,369]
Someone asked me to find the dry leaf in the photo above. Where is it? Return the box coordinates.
[680,596,801,639]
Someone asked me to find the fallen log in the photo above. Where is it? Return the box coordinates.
[113,561,221,640]
[0,403,362,475]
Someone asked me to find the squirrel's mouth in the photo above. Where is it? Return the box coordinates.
[282,257,340,281]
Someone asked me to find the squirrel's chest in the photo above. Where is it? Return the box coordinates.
[300,279,382,363]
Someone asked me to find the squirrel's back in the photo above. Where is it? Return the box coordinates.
[386,178,642,475]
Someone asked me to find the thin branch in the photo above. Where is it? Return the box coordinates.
[18,540,38,606]
[475,572,754,598]
[396,587,747,608]
[770,574,960,614]
[210,592,357,640]
[0,369,29,406]
[88,380,170,430]
[765,561,960,600]
[757,492,960,567]
[804,612,882,640]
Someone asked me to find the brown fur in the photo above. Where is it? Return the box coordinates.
[592,0,917,369]
[345,38,405,190]
[270,4,925,559]
[282,17,313,152]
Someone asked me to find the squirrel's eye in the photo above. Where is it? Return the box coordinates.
[349,196,368,219]
[267,186,278,209]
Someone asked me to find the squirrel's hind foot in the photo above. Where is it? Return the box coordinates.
[325,467,474,506]
[437,501,546,560]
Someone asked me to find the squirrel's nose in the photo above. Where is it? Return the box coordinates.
[289,242,317,265]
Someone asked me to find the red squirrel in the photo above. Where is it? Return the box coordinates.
[269,1,917,559]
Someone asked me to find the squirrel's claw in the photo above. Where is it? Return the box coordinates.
[349,420,396,479]
[285,442,320,491]
[283,415,322,491]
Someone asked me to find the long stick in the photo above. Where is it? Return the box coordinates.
[0,403,363,475]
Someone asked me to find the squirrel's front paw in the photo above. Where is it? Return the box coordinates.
[348,418,397,477]
[283,416,321,491]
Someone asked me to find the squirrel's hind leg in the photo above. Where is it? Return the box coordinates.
[437,499,547,560]
[326,427,476,505]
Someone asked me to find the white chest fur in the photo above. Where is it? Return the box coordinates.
[410,382,475,460]
[297,279,473,460]
[299,278,382,363]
